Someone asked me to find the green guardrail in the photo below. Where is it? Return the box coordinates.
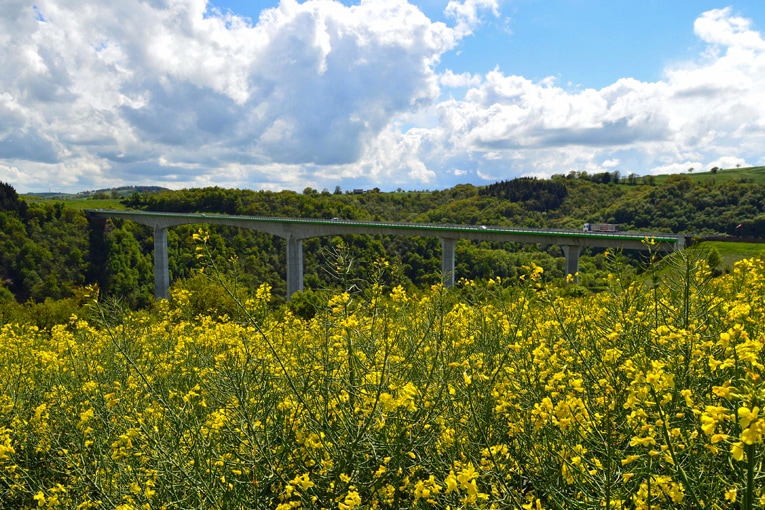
[87,210,681,244]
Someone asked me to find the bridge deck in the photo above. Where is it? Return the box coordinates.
[87,210,682,249]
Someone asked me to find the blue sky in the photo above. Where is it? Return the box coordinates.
[212,1,765,88]
[2,0,765,193]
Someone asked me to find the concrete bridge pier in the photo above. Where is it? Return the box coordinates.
[286,236,304,299]
[441,237,456,288]
[561,245,581,282]
[154,225,170,300]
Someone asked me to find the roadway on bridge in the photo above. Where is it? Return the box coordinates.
[88,209,682,246]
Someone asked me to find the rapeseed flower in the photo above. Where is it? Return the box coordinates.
[2,254,765,507]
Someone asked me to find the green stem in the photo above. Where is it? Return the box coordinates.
[744,443,755,510]
[649,387,703,508]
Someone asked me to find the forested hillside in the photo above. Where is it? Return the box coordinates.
[2,170,764,315]
[0,183,90,303]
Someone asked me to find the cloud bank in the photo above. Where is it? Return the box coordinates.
[0,2,763,193]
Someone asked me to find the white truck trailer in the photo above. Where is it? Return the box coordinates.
[583,223,619,232]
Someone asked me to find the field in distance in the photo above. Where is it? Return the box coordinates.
[651,165,765,185]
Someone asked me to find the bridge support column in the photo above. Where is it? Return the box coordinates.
[286,237,304,299]
[561,245,581,283]
[154,225,170,300]
[441,238,456,288]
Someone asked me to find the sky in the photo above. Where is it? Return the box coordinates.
[2,1,765,194]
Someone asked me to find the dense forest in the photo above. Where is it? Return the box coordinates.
[1,171,764,319]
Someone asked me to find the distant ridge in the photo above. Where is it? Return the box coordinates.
[24,185,169,199]
[18,165,765,199]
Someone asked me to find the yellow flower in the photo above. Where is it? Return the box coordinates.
[741,426,761,445]
[444,472,458,494]
[712,382,736,399]
[290,473,315,491]
[629,436,656,447]
[731,441,746,462]
[680,388,693,407]
[338,487,362,510]
[738,406,760,429]
[522,499,544,510]
[620,455,640,466]
[700,415,717,436]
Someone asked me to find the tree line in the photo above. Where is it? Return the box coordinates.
[1,173,764,314]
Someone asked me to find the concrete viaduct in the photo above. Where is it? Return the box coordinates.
[86,210,685,300]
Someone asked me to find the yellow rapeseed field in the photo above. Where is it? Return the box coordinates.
[1,248,764,508]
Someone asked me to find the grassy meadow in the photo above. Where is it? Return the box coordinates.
[690,241,765,271]
[2,239,765,508]
[21,197,128,211]
[651,165,765,186]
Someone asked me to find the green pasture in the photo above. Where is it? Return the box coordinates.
[652,165,765,185]
[689,240,765,270]
[23,197,127,210]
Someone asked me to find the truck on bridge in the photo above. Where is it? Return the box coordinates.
[583,223,619,232]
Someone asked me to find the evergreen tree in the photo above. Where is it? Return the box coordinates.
[0,181,28,217]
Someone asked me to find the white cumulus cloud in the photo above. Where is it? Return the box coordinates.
[0,0,457,191]
[375,7,765,187]
[1,2,765,193]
